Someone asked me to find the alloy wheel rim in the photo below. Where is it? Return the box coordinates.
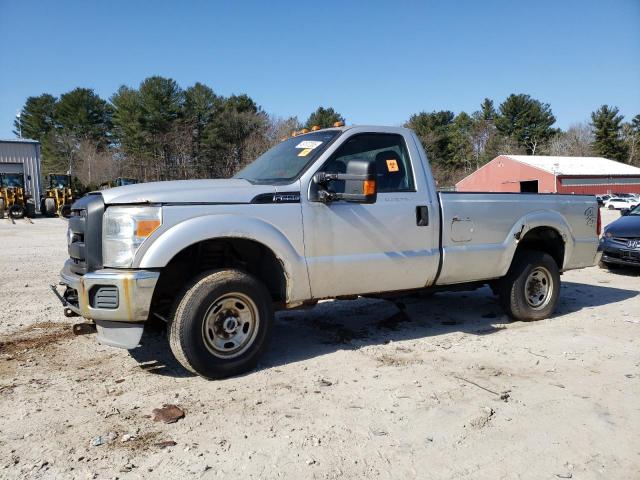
[524,266,553,310]
[202,293,259,359]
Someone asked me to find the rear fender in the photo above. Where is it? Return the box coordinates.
[500,210,574,275]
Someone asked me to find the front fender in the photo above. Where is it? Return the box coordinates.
[134,214,311,302]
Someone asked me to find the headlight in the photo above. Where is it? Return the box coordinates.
[604,231,613,239]
[103,206,162,268]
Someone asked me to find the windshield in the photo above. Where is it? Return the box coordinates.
[234,130,341,183]
[50,174,70,189]
[1,173,24,188]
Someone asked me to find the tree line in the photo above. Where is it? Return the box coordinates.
[14,76,640,188]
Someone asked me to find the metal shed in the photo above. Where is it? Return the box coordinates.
[0,139,42,211]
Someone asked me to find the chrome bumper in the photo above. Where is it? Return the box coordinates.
[60,259,160,323]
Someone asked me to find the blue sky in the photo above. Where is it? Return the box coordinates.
[1,0,639,138]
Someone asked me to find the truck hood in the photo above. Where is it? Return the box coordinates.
[98,179,277,205]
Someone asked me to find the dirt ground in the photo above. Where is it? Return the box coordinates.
[0,209,638,479]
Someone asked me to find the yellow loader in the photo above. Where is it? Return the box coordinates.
[41,173,74,218]
[0,173,33,219]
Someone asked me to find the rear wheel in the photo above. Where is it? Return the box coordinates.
[608,205,615,210]
[44,197,56,216]
[8,204,25,219]
[25,199,36,218]
[0,198,4,218]
[498,250,560,321]
[169,269,274,379]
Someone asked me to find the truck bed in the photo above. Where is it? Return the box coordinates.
[435,192,599,285]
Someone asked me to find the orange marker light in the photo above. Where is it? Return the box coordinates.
[291,131,298,137]
[301,128,309,134]
[363,179,376,196]
[333,121,345,127]
[311,125,320,131]
[136,219,161,237]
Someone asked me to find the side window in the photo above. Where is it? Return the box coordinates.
[321,134,415,193]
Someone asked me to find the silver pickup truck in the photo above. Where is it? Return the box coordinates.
[60,125,601,378]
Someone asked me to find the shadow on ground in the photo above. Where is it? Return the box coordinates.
[129,281,638,378]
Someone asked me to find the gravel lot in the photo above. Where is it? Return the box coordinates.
[0,209,638,479]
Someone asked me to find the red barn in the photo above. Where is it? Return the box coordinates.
[455,155,640,194]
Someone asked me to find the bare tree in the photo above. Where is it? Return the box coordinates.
[547,123,594,156]
[622,123,640,166]
[75,140,117,187]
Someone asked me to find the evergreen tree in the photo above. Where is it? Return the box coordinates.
[590,105,627,161]
[449,112,474,169]
[13,94,57,140]
[54,88,112,147]
[304,107,344,129]
[496,94,556,154]
[405,110,454,165]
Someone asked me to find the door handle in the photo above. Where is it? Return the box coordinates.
[416,206,429,226]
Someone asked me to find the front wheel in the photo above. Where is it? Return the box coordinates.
[9,204,25,219]
[608,205,614,210]
[59,204,72,218]
[498,250,560,321]
[168,269,274,379]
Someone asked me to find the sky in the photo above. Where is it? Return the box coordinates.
[0,0,639,138]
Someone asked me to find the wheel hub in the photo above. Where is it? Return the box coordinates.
[524,266,553,309]
[202,293,260,359]
[221,315,238,334]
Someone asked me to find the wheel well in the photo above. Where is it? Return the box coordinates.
[516,227,565,269]
[151,238,287,317]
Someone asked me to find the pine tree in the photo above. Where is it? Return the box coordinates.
[304,107,344,129]
[13,94,57,140]
[590,105,627,161]
[496,94,556,154]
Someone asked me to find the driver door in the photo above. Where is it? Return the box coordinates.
[301,132,439,299]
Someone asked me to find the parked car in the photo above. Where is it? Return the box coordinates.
[58,125,601,379]
[604,197,639,210]
[599,204,640,268]
[614,193,640,200]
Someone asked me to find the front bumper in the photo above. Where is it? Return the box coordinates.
[598,242,640,267]
[60,260,160,349]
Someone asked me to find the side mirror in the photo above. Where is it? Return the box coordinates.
[620,208,630,216]
[313,159,377,204]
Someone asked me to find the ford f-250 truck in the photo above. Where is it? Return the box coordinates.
[59,125,601,379]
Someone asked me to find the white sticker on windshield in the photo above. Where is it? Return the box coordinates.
[295,140,323,149]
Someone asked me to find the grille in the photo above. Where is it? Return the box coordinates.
[68,194,105,275]
[611,237,640,247]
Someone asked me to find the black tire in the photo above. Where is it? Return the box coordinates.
[44,197,56,217]
[60,204,72,218]
[608,205,614,210]
[498,250,560,321]
[0,198,4,219]
[25,199,36,218]
[168,269,274,379]
[9,204,25,219]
